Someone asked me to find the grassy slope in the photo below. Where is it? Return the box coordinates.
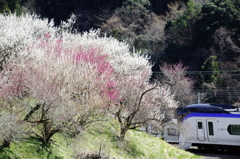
[1,119,201,159]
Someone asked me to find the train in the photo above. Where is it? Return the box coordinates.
[178,103,240,151]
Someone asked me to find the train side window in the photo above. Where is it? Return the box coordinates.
[198,122,203,129]
[208,122,214,135]
[227,125,240,135]
[167,128,178,136]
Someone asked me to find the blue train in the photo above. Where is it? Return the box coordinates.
[178,103,240,151]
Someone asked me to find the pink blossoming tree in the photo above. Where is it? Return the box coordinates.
[159,61,195,108]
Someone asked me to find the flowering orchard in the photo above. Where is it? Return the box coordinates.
[0,13,182,147]
[0,31,119,146]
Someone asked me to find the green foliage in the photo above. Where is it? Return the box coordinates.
[110,28,123,41]
[0,0,34,15]
[0,0,22,15]
[5,0,36,15]
[200,55,221,86]
[121,0,151,20]
[134,35,149,52]
[166,0,201,37]
[195,0,240,41]
[164,0,202,63]
[162,0,240,99]
[122,0,151,13]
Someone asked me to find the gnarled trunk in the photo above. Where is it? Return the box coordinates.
[42,122,60,147]
[120,127,128,140]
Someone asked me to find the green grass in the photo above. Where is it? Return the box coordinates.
[4,136,73,159]
[69,119,201,159]
[0,118,202,159]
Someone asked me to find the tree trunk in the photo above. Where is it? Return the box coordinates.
[42,122,59,147]
[119,127,128,140]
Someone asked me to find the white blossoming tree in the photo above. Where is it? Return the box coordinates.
[108,59,178,140]
[0,36,118,146]
[0,13,117,147]
[74,29,178,140]
[0,13,179,146]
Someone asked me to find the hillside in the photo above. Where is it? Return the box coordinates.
[0,119,201,159]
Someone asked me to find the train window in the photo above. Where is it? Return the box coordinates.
[227,125,240,135]
[198,122,203,129]
[167,128,178,136]
[208,122,214,135]
[178,108,189,114]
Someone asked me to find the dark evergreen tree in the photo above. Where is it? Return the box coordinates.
[195,0,240,45]
[0,0,22,15]
[164,0,201,64]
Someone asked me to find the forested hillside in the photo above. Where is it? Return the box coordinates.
[1,0,240,103]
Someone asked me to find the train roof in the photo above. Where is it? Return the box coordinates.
[184,103,235,109]
[177,103,238,115]
[208,103,234,109]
